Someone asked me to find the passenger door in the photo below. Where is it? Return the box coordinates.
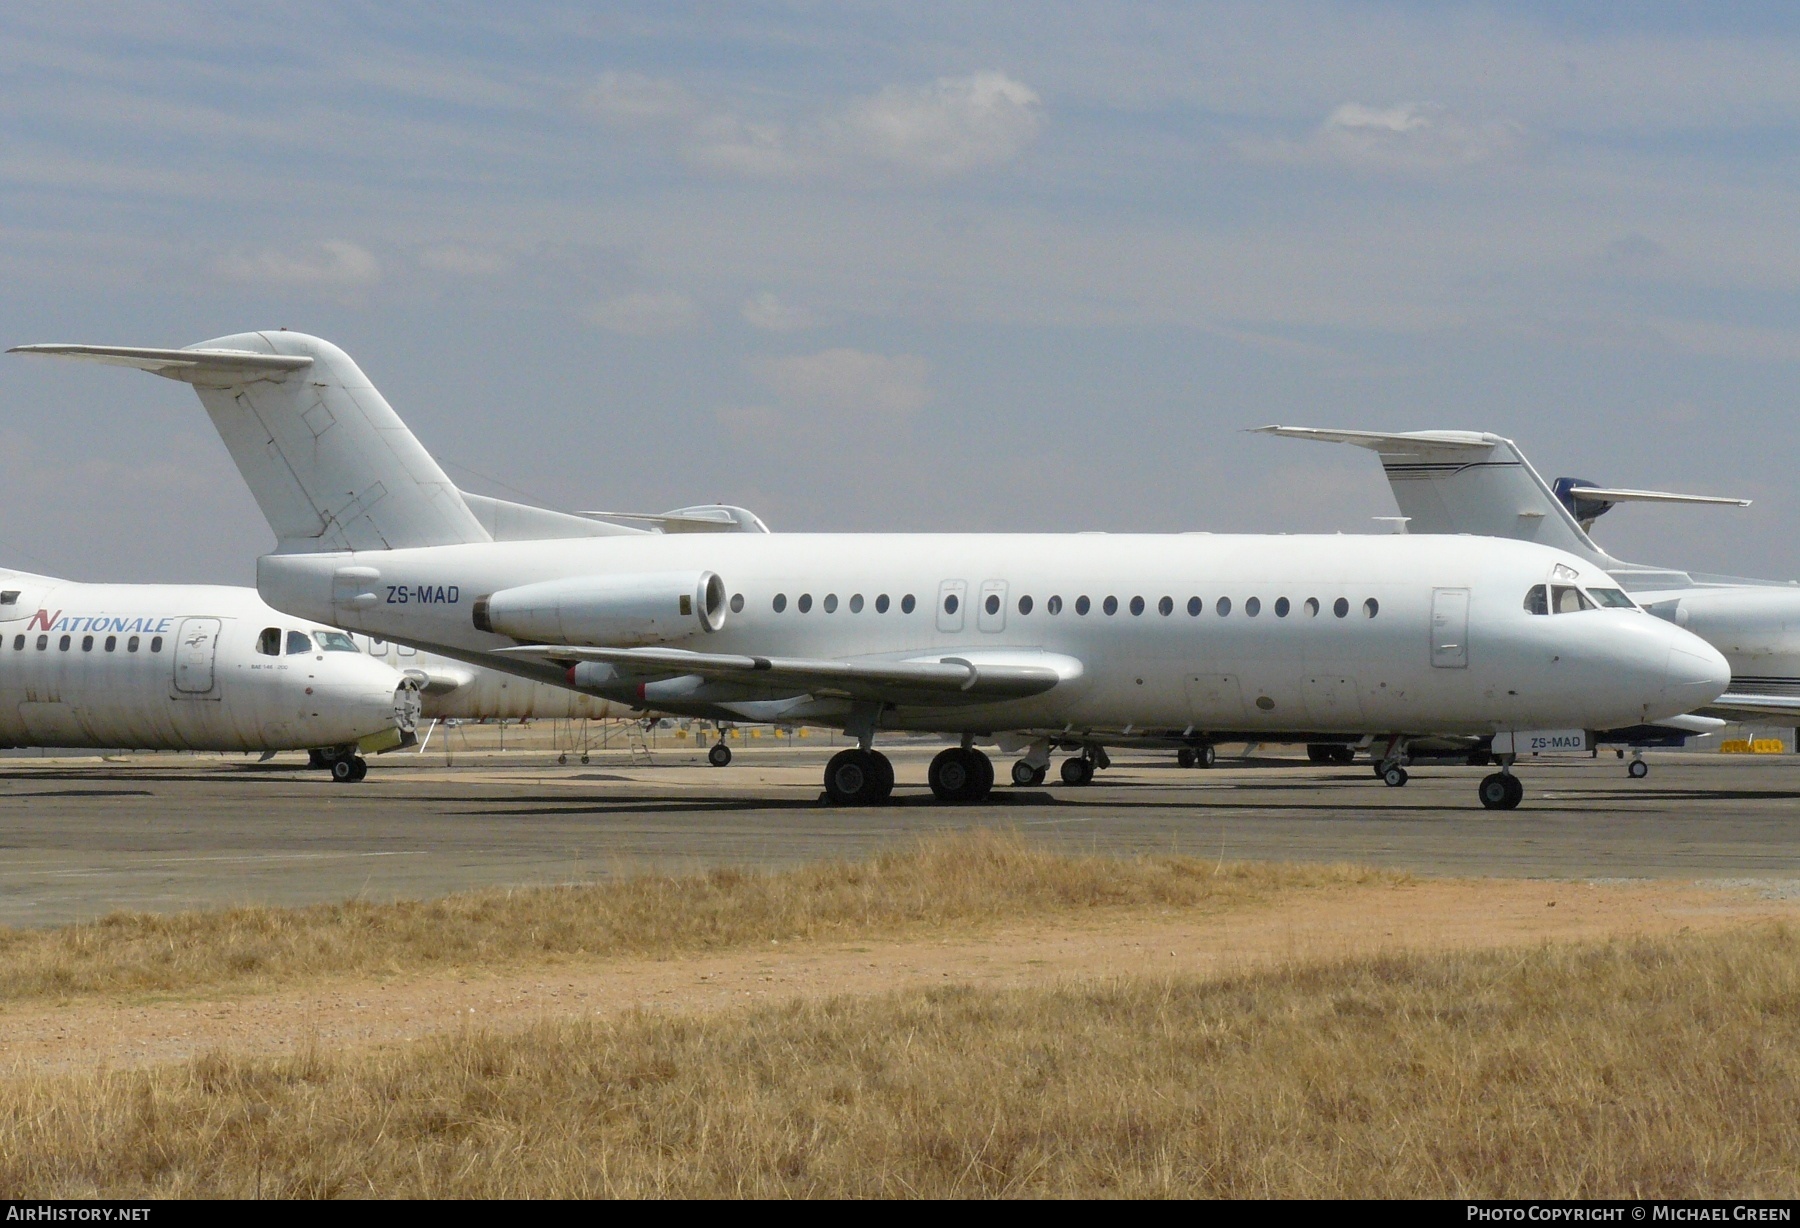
[1431,588,1469,669]
[171,617,222,696]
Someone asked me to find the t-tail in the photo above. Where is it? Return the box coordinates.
[8,333,630,552]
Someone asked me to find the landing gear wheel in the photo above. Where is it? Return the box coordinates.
[558,753,568,765]
[708,742,733,768]
[1332,746,1356,765]
[332,755,368,783]
[1479,772,1523,810]
[1012,759,1048,787]
[1627,758,1649,779]
[930,747,994,802]
[825,749,889,806]
[1177,747,1196,769]
[1060,756,1095,787]
[1196,743,1215,768]
[1382,765,1409,788]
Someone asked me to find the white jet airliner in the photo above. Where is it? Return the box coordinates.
[12,334,1733,810]
[1257,426,1800,772]
[0,568,418,779]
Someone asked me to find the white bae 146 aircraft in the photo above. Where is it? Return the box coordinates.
[1257,426,1800,772]
[13,333,1733,810]
[0,568,418,779]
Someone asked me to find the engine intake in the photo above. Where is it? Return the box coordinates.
[475,570,727,645]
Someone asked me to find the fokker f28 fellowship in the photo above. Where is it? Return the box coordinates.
[0,568,418,779]
[14,333,1733,810]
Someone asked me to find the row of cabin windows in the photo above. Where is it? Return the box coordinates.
[757,591,1380,620]
[11,633,164,653]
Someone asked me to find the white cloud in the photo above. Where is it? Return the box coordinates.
[686,114,802,177]
[579,71,702,128]
[1241,102,1523,172]
[740,291,821,332]
[836,71,1044,174]
[750,349,931,417]
[418,244,510,276]
[586,290,703,337]
[215,240,379,288]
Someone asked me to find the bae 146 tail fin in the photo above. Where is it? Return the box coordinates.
[10,333,631,553]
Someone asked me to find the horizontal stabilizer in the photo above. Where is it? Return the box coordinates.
[9,343,311,380]
[576,505,771,534]
[1251,425,1499,452]
[1562,486,1750,509]
[499,644,1080,705]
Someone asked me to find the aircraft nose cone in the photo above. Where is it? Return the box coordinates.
[1665,644,1731,709]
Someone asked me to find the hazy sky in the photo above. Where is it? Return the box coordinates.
[3,2,1798,583]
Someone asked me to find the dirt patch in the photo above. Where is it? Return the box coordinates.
[2,876,1788,1075]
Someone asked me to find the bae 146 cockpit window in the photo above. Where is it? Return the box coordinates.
[286,630,313,655]
[1524,585,1549,615]
[257,627,281,655]
[314,630,359,652]
[0,591,18,605]
[1589,587,1636,609]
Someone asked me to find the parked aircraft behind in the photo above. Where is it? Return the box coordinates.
[1255,426,1800,765]
[14,334,1734,810]
[357,635,641,723]
[0,568,417,779]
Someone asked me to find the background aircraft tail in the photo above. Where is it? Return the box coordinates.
[11,332,629,553]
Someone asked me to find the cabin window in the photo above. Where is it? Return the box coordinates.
[1305,597,1320,617]
[902,594,916,613]
[1364,598,1379,618]
[0,591,17,605]
[1102,596,1118,616]
[823,594,838,613]
[127,636,140,653]
[315,631,359,652]
[1275,597,1290,618]
[1075,596,1091,616]
[398,644,415,656]
[286,630,312,655]
[104,635,116,652]
[849,594,864,613]
[1216,597,1231,617]
[150,636,163,652]
[1245,597,1261,618]
[1187,597,1202,616]
[1589,587,1634,609]
[730,593,745,614]
[36,635,47,650]
[58,635,70,651]
[80,635,92,651]
[1018,595,1034,615]
[876,594,890,613]
[1129,596,1145,616]
[985,593,1001,616]
[773,593,787,612]
[1552,585,1594,614]
[1158,596,1173,616]
[257,627,281,656]
[942,593,958,615]
[1047,595,1063,615]
[11,634,21,650]
[1333,598,1349,618]
[798,594,813,613]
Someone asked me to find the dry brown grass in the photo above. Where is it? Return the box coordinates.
[0,831,1392,1003]
[3,925,1796,1197]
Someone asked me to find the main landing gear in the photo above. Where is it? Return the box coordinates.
[1177,744,1217,769]
[929,747,994,802]
[309,748,369,783]
[824,747,895,806]
[1478,771,1524,810]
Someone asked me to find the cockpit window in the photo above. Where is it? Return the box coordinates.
[1552,585,1595,614]
[286,630,314,655]
[313,630,360,652]
[1523,585,1548,616]
[256,627,281,656]
[1588,587,1636,609]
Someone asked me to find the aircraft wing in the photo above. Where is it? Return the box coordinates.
[496,645,1080,705]
[9,343,312,380]
[1697,694,1800,724]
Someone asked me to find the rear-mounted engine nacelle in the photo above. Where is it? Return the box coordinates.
[473,570,727,645]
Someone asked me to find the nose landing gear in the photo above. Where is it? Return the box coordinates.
[708,741,733,768]
[1627,755,1649,779]
[330,754,368,783]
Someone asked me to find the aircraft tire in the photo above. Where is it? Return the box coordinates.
[1012,759,1046,786]
[929,747,992,802]
[708,742,733,768]
[1196,743,1216,768]
[1479,772,1522,810]
[969,750,994,799]
[1628,759,1649,779]
[825,749,883,805]
[1060,756,1094,787]
[869,750,895,800]
[1177,747,1196,769]
[1382,765,1409,788]
[331,757,355,783]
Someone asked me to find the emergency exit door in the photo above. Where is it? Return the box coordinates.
[1431,589,1469,668]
